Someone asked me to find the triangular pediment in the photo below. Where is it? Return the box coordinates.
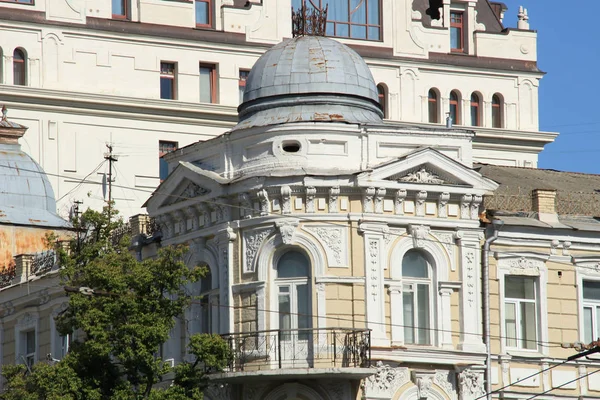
[145,161,230,214]
[357,148,498,193]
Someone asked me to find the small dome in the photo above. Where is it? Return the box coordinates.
[0,140,69,228]
[236,36,383,130]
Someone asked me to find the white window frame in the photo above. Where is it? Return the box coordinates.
[272,250,311,335]
[496,253,548,356]
[50,304,71,361]
[400,251,434,346]
[504,276,538,350]
[573,257,600,344]
[14,312,39,367]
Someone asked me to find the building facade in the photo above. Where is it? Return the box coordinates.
[0,0,555,219]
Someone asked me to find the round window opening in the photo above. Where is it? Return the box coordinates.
[282,141,301,153]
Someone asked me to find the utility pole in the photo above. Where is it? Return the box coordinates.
[104,144,118,223]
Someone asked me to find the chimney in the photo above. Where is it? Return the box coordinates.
[517,6,530,30]
[532,189,557,224]
[14,254,34,284]
[130,214,151,236]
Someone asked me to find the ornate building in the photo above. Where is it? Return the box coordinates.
[0,0,554,219]
[146,34,502,400]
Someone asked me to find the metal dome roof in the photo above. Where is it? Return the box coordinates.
[0,120,69,228]
[235,36,383,130]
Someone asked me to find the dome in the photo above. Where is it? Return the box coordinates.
[236,36,383,130]
[0,120,69,228]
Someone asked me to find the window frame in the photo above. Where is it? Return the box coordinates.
[239,69,250,104]
[377,83,388,119]
[160,62,177,100]
[14,313,39,367]
[582,280,600,344]
[198,269,219,334]
[199,63,217,104]
[293,0,383,42]
[450,11,464,52]
[428,89,439,123]
[159,140,178,182]
[13,48,26,86]
[470,93,481,126]
[504,276,538,350]
[400,250,434,346]
[492,93,503,128]
[449,90,461,125]
[112,0,129,20]
[195,0,213,28]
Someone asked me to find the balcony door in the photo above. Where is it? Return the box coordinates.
[276,250,312,367]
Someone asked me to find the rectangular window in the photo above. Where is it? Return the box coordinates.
[160,62,176,100]
[199,63,217,103]
[25,330,35,368]
[450,12,464,52]
[293,0,381,41]
[239,69,250,104]
[583,280,600,343]
[159,141,178,181]
[0,0,35,4]
[112,0,128,19]
[195,0,212,27]
[505,276,538,350]
[402,283,430,345]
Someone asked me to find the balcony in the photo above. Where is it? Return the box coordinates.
[212,328,372,382]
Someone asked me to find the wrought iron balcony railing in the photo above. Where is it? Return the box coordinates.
[222,327,370,372]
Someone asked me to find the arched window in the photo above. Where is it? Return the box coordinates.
[199,271,213,334]
[428,89,439,123]
[13,49,26,86]
[276,251,311,342]
[402,250,432,345]
[377,84,388,119]
[449,90,460,125]
[492,94,503,128]
[470,93,481,126]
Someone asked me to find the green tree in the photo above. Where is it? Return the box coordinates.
[1,206,230,400]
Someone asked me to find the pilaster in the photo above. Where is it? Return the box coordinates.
[215,226,237,334]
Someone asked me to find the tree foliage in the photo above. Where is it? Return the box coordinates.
[1,206,230,400]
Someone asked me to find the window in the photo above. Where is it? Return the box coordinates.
[199,63,217,103]
[450,11,464,52]
[239,69,250,104]
[470,93,481,126]
[24,330,35,368]
[449,90,460,125]
[160,62,176,100]
[112,0,128,19]
[402,250,432,345]
[277,251,311,342]
[195,0,212,27]
[428,89,439,123]
[198,271,217,334]
[0,0,34,4]
[13,48,25,86]
[292,0,382,41]
[159,141,177,181]
[583,280,600,344]
[505,276,538,350]
[377,84,388,119]
[492,94,503,128]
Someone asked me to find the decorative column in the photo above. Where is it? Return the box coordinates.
[215,226,237,334]
[456,230,486,352]
[359,222,388,346]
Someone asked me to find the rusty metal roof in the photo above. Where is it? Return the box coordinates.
[235,35,383,130]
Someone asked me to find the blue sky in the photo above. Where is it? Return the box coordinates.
[500,1,594,173]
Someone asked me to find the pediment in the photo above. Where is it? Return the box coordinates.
[357,148,498,192]
[145,161,229,213]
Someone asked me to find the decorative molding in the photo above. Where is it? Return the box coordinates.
[397,167,447,184]
[368,239,380,296]
[550,239,559,256]
[433,232,454,265]
[363,187,376,213]
[409,224,430,249]
[470,195,482,220]
[306,186,316,213]
[38,289,50,305]
[464,247,477,308]
[256,189,269,216]
[243,227,274,273]
[395,189,407,215]
[460,194,472,219]
[434,370,458,400]
[275,219,299,245]
[320,381,349,400]
[0,301,15,317]
[239,192,253,219]
[438,192,450,218]
[458,369,485,400]
[304,225,348,267]
[498,256,544,276]
[562,241,571,256]
[416,190,427,217]
[361,361,410,399]
[281,185,292,214]
[170,182,210,205]
[412,370,437,400]
[374,188,386,214]
[329,186,340,213]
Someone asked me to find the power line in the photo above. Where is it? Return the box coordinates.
[57,160,107,202]
[524,368,600,400]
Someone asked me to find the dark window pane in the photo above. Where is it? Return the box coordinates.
[277,251,309,278]
[584,281,600,300]
[450,27,461,49]
[200,66,213,103]
[402,250,429,278]
[471,105,478,126]
[428,90,438,123]
[195,1,210,25]
[160,77,174,99]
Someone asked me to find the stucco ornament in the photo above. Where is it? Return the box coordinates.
[276,219,299,245]
[458,370,485,400]
[412,371,436,400]
[409,224,430,249]
[305,226,346,266]
[470,195,482,220]
[239,192,253,218]
[434,370,458,400]
[361,361,410,399]
[374,188,386,213]
[395,189,407,215]
[438,192,450,218]
[243,227,273,273]
[306,186,316,213]
[363,187,376,213]
[256,189,269,216]
[505,257,542,275]
[460,194,472,219]
[281,185,292,214]
[399,167,446,184]
[416,190,427,216]
[329,186,340,213]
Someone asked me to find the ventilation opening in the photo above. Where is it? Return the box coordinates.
[282,141,301,153]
